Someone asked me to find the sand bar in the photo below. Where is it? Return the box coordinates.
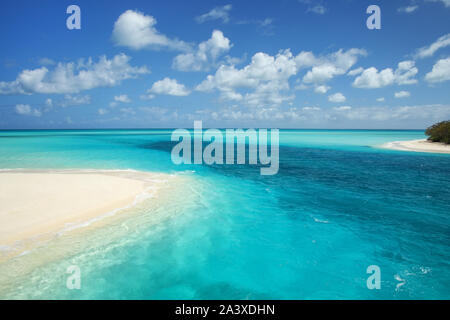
[0,170,165,247]
[380,139,450,154]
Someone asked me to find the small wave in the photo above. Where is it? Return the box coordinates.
[56,186,157,235]
[420,266,431,274]
[394,274,406,291]
[312,216,329,224]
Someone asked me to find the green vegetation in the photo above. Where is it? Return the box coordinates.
[425,120,450,144]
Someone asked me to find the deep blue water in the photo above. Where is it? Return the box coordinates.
[0,129,449,299]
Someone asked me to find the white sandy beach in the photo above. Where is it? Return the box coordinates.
[380,139,450,154]
[0,170,168,247]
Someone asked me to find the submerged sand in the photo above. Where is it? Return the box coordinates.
[380,139,450,154]
[0,170,171,248]
[0,169,199,297]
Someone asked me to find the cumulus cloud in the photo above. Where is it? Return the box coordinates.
[173,30,232,71]
[352,60,418,88]
[0,54,149,95]
[114,94,131,103]
[112,10,189,51]
[425,57,450,83]
[314,85,330,94]
[395,91,411,98]
[196,49,298,107]
[328,92,346,103]
[302,49,367,84]
[149,78,190,96]
[109,94,131,107]
[415,33,450,59]
[196,48,365,107]
[377,97,385,102]
[15,104,41,117]
[195,4,232,23]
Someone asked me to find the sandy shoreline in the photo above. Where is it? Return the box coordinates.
[380,139,450,154]
[0,170,170,249]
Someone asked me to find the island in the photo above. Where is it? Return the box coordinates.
[380,121,450,154]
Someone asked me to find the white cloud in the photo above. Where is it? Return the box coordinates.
[302,106,321,111]
[426,0,450,8]
[328,92,346,103]
[110,94,131,107]
[15,104,41,117]
[45,98,53,107]
[112,10,189,51]
[259,18,273,27]
[347,67,364,76]
[140,94,155,100]
[196,49,298,107]
[189,104,450,128]
[173,30,232,71]
[336,104,450,122]
[377,97,385,102]
[353,67,394,88]
[415,33,450,59]
[314,85,330,94]
[299,1,327,14]
[149,77,190,96]
[0,54,149,95]
[333,106,352,111]
[114,94,131,103]
[98,108,108,115]
[398,6,419,13]
[425,57,450,83]
[39,58,55,66]
[308,5,326,14]
[302,49,367,84]
[60,94,91,107]
[236,18,275,35]
[195,5,232,23]
[352,60,418,88]
[196,48,365,107]
[395,91,411,98]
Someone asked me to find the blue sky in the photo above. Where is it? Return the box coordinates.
[0,0,449,129]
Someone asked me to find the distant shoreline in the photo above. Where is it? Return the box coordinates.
[380,139,450,154]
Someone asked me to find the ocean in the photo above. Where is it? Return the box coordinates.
[0,129,449,299]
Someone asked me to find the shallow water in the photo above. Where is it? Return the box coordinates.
[0,129,449,299]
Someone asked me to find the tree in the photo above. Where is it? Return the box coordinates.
[425,120,450,144]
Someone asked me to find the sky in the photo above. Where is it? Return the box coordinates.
[0,0,449,129]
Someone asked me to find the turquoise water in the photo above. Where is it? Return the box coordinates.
[0,129,449,299]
